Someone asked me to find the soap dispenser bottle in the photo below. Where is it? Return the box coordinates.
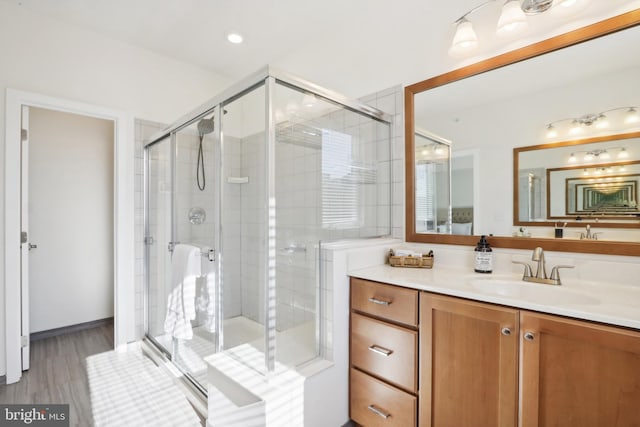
[474,235,493,274]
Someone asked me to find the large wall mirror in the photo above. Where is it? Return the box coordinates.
[405,10,640,256]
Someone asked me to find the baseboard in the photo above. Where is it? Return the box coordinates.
[30,317,114,341]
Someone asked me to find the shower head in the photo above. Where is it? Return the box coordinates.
[197,117,215,136]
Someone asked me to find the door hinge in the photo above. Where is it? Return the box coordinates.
[21,335,29,348]
[21,231,28,244]
[20,129,28,142]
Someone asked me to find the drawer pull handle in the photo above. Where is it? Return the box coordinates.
[501,327,512,336]
[368,297,392,306]
[368,345,393,357]
[524,331,536,341]
[367,404,391,419]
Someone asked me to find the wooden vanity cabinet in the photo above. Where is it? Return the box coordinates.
[349,277,640,427]
[349,278,419,426]
[420,293,519,427]
[520,311,640,427]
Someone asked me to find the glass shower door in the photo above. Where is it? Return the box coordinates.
[145,135,173,355]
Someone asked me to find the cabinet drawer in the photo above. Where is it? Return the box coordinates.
[350,368,417,427]
[351,312,417,392]
[351,278,418,326]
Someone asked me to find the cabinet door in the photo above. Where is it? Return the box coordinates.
[420,293,518,427]
[520,311,640,427]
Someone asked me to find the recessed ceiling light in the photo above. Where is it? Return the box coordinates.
[227,33,243,44]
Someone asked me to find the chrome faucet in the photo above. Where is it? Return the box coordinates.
[512,247,574,286]
[580,224,601,240]
[531,246,546,279]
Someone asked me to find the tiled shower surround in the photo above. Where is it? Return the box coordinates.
[133,83,404,368]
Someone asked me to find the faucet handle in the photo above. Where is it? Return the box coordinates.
[513,261,533,278]
[550,265,574,282]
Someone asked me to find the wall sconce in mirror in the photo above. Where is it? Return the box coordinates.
[546,107,640,139]
[449,0,586,57]
[567,147,630,164]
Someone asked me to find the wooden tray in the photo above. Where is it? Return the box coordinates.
[388,253,434,268]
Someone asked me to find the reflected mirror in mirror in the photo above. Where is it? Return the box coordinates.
[516,132,640,227]
[406,12,640,253]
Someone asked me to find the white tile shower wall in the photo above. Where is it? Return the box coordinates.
[240,132,267,324]
[360,85,404,240]
[175,128,218,328]
[222,135,243,319]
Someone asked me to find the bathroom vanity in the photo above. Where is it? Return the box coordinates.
[348,267,640,427]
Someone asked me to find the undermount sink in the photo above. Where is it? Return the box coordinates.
[469,278,600,306]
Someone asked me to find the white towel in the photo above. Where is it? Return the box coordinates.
[164,244,201,340]
[198,269,216,333]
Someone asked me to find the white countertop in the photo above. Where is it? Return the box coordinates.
[349,264,640,330]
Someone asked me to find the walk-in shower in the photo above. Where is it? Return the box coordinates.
[143,67,392,396]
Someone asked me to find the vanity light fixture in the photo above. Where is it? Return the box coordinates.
[449,0,580,57]
[545,106,640,139]
[566,147,629,164]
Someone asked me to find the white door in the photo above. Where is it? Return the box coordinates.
[20,105,30,370]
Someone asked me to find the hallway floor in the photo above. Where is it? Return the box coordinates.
[0,323,202,426]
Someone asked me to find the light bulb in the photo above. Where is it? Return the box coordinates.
[583,169,589,176]
[434,147,444,155]
[546,124,557,138]
[625,108,639,124]
[595,114,609,129]
[568,153,577,163]
[558,0,577,7]
[496,1,528,36]
[618,148,629,159]
[584,153,594,161]
[569,121,583,135]
[449,18,478,56]
[226,33,244,44]
[600,151,610,160]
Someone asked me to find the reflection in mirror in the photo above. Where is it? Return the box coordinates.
[565,173,639,216]
[516,133,640,228]
[405,11,640,254]
[451,152,476,235]
[414,131,451,234]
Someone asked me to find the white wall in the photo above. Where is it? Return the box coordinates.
[29,107,114,332]
[0,2,231,376]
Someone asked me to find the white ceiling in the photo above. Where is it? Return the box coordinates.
[3,0,639,98]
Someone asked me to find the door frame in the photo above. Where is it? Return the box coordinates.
[4,89,134,383]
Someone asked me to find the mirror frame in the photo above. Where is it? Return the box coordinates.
[405,10,640,256]
[514,131,640,227]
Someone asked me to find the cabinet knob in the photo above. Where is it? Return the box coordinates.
[524,331,536,341]
[501,327,512,336]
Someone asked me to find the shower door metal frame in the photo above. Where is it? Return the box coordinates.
[142,65,393,381]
